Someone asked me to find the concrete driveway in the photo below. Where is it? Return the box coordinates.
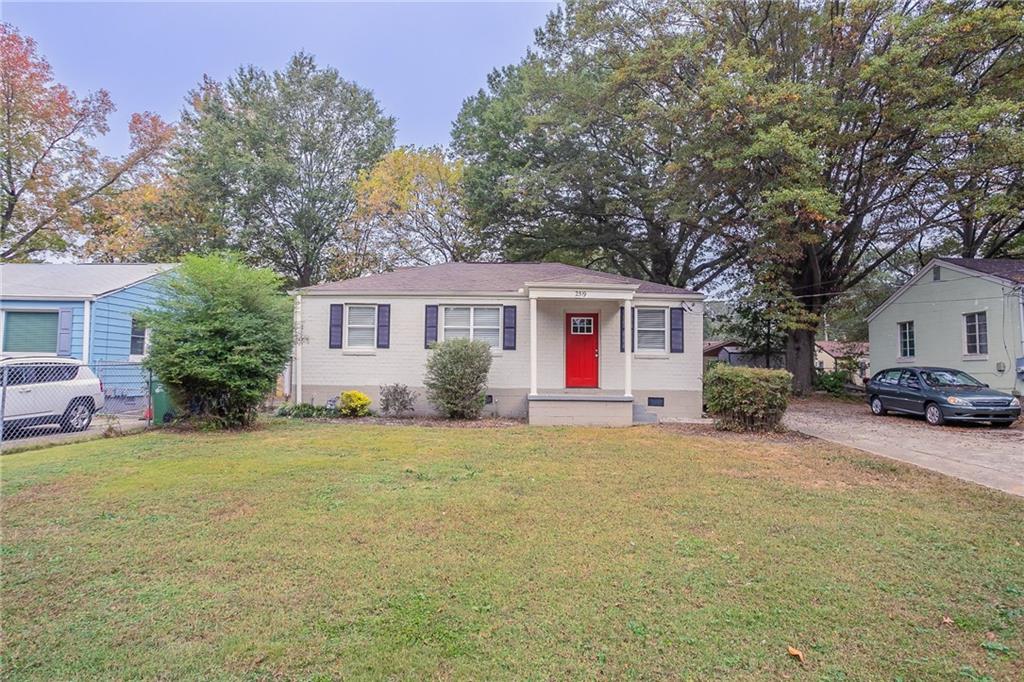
[785,397,1024,497]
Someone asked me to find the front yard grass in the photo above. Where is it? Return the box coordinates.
[2,421,1023,680]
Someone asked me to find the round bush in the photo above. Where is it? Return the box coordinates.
[704,365,792,432]
[423,339,493,419]
[339,390,372,417]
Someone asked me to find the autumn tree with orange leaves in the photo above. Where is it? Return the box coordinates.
[0,23,172,261]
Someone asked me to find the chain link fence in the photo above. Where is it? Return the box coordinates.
[0,360,154,450]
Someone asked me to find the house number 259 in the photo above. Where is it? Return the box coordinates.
[574,290,588,297]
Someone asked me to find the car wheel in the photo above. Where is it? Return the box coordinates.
[61,402,94,432]
[925,403,945,426]
[870,396,887,416]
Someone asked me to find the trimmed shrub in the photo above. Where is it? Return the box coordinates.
[143,254,293,428]
[704,365,792,432]
[339,390,372,417]
[423,339,493,419]
[379,383,417,417]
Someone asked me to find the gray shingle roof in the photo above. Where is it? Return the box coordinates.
[301,262,697,296]
[937,258,1024,284]
[0,263,176,299]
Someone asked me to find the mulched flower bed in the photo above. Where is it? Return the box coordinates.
[280,415,526,428]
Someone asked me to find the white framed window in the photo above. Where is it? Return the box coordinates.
[129,316,150,360]
[635,307,668,352]
[570,316,593,335]
[963,311,988,356]
[898,321,915,359]
[443,306,501,348]
[346,305,377,348]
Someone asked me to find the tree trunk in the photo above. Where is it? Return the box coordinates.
[296,262,313,288]
[785,327,816,395]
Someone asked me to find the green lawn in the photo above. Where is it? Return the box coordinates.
[2,421,1022,680]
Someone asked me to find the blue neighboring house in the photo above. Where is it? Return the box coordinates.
[0,264,176,394]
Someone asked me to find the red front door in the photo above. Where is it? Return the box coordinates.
[565,313,599,388]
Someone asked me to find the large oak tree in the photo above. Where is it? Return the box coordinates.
[454,0,1024,392]
[452,26,752,290]
[715,0,1022,391]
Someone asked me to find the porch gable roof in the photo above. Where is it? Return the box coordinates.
[524,279,639,300]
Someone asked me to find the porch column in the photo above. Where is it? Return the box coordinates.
[623,298,633,397]
[529,296,538,395]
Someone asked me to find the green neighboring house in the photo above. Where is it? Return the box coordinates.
[867,258,1024,395]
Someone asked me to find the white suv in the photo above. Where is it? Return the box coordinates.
[1,357,105,434]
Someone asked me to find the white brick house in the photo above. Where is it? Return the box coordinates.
[292,262,704,425]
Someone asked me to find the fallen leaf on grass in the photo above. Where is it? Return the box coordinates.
[787,646,805,664]
[941,616,954,626]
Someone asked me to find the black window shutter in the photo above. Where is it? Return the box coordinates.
[619,306,625,352]
[503,305,517,350]
[670,308,684,353]
[329,304,343,348]
[424,305,438,348]
[618,307,636,351]
[376,304,391,349]
[631,308,636,352]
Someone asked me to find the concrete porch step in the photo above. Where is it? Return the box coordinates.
[534,388,627,397]
[632,403,659,424]
[529,393,633,403]
[528,393,634,426]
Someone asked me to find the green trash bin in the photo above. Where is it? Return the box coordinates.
[150,382,175,425]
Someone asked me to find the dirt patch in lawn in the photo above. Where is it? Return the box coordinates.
[2,476,88,509]
[656,422,938,493]
[211,500,256,522]
[657,421,813,443]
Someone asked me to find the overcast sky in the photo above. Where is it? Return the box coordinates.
[4,1,556,156]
